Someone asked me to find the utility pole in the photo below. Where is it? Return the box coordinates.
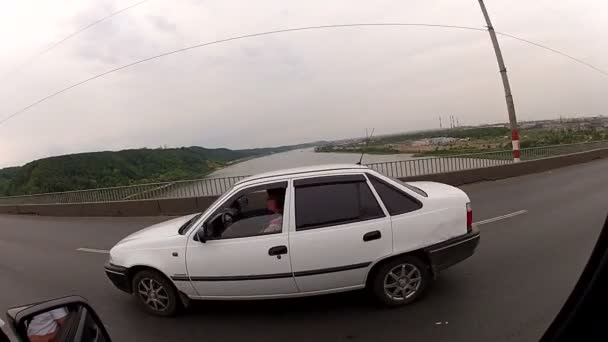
[439,116,443,129]
[478,0,520,162]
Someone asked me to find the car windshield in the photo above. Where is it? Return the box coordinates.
[1,1,606,342]
[178,213,203,235]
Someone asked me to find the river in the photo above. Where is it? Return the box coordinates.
[208,148,417,177]
[161,148,508,198]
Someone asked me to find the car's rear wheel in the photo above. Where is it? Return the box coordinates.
[371,255,430,306]
[132,270,179,317]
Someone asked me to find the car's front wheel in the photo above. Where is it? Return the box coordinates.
[371,255,431,306]
[132,269,179,316]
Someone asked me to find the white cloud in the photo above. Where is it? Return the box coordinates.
[0,0,606,167]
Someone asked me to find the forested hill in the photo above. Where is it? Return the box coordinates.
[0,143,322,196]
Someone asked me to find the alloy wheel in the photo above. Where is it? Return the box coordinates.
[137,278,170,312]
[383,263,422,301]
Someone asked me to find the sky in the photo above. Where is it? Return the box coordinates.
[0,0,607,168]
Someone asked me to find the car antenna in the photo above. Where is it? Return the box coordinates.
[357,127,375,165]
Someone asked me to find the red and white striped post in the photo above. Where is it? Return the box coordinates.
[511,129,521,162]
[479,0,521,163]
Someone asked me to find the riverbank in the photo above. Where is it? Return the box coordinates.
[316,128,608,157]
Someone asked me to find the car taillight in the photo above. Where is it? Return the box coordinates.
[466,202,472,233]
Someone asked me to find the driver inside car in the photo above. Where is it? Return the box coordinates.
[26,307,68,342]
[261,188,284,234]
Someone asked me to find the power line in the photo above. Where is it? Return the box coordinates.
[3,0,150,76]
[0,23,487,126]
[495,31,608,78]
[1,22,606,127]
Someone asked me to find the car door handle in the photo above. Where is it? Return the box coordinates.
[363,230,381,242]
[268,245,288,256]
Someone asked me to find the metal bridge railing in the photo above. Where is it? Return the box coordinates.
[366,149,513,178]
[1,140,607,205]
[366,140,608,178]
[0,176,247,206]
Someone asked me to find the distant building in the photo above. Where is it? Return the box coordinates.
[411,139,430,147]
[411,137,457,146]
[520,122,540,129]
[429,137,457,146]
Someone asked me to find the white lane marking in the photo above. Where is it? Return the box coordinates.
[76,248,109,254]
[473,210,528,226]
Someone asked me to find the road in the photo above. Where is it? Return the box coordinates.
[1,158,607,342]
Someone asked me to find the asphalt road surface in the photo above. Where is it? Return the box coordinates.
[1,158,607,342]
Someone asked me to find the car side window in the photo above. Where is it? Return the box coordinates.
[294,175,384,231]
[367,174,422,215]
[204,182,287,239]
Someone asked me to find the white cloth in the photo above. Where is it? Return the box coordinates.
[27,308,67,337]
[262,214,283,233]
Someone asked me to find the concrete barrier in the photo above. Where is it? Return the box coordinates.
[1,148,606,217]
[15,200,161,217]
[196,196,219,211]
[401,147,608,186]
[3,197,218,217]
[158,198,198,216]
[0,205,18,214]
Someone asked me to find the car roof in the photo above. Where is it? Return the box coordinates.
[236,164,369,185]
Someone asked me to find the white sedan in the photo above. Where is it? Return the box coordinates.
[105,164,480,316]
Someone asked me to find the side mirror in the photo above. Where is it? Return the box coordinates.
[196,226,208,243]
[6,296,111,342]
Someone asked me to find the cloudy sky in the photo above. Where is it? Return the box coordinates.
[0,0,606,168]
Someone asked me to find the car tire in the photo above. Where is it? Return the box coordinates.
[132,269,179,317]
[370,255,431,307]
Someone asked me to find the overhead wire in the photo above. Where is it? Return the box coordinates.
[0,23,487,126]
[1,22,606,127]
[495,31,608,78]
[2,0,150,76]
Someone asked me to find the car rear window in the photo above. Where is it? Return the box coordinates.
[392,178,428,197]
[368,174,423,215]
[295,177,384,230]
